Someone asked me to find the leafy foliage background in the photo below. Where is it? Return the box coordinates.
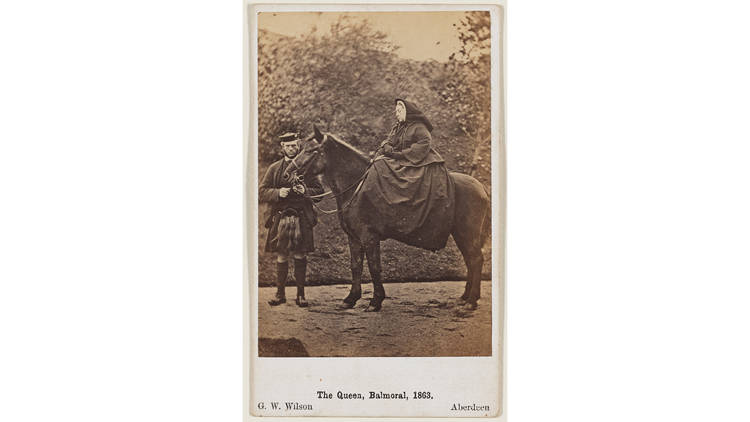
[256,13,493,285]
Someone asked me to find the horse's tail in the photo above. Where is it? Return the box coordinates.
[480,185,492,250]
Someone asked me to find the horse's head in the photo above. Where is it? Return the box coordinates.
[281,124,328,182]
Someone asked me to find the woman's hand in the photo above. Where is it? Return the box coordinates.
[382,144,394,155]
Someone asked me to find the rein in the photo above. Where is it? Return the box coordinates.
[291,134,382,215]
[306,170,367,201]
[308,174,368,215]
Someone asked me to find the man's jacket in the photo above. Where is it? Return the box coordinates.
[259,158,324,228]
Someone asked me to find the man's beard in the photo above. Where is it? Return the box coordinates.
[283,150,299,159]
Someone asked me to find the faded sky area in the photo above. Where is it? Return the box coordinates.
[258,12,465,62]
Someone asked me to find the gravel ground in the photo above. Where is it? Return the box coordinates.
[257,280,494,357]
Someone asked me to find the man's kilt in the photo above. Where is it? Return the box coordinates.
[264,207,315,253]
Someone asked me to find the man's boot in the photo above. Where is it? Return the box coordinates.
[268,261,288,306]
[294,257,308,307]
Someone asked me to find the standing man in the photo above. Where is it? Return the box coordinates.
[259,132,324,307]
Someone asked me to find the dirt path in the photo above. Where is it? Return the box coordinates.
[257,280,493,357]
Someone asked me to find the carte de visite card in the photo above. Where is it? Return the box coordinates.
[244,2,505,419]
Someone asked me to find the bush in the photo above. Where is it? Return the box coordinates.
[255,15,493,284]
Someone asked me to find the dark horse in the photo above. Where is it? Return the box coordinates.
[284,126,491,311]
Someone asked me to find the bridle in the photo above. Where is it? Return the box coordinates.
[285,148,318,180]
[286,133,376,214]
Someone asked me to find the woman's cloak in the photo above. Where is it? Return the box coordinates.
[354,119,455,251]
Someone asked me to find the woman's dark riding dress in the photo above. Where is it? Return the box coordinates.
[356,100,455,250]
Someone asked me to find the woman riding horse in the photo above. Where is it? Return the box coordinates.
[363,98,455,251]
[283,102,490,311]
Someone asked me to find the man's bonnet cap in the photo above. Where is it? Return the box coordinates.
[278,132,300,143]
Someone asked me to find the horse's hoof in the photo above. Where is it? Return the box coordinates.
[343,292,361,304]
[339,300,356,309]
[295,297,309,307]
[464,301,478,311]
[268,298,286,306]
[365,298,383,312]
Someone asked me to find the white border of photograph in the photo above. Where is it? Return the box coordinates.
[244,1,505,419]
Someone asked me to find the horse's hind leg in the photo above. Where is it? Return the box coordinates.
[459,259,473,302]
[342,237,363,308]
[364,240,384,312]
[453,233,483,310]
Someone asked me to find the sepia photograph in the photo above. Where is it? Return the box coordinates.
[7,1,750,422]
[246,3,504,418]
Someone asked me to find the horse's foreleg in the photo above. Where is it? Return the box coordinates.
[364,241,384,312]
[342,239,363,308]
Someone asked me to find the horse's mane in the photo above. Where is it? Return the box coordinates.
[325,134,370,164]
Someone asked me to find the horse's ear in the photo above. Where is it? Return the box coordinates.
[313,124,324,141]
